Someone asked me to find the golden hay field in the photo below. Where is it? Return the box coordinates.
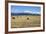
[11,15,41,28]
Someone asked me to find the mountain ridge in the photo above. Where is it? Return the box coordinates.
[11,13,40,16]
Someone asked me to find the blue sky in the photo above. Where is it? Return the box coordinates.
[11,5,41,14]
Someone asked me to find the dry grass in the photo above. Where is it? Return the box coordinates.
[11,15,41,28]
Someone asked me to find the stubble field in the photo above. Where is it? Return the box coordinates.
[11,15,41,28]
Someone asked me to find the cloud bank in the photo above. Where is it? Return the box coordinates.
[24,11,40,14]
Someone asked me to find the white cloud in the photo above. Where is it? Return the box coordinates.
[24,10,40,14]
[32,12,40,14]
[24,11,32,13]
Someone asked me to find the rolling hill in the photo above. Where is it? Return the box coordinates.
[11,13,40,16]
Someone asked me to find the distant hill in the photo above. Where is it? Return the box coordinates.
[11,13,40,16]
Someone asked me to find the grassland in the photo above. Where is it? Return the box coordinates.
[11,15,41,28]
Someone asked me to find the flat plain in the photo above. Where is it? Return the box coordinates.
[11,15,41,28]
